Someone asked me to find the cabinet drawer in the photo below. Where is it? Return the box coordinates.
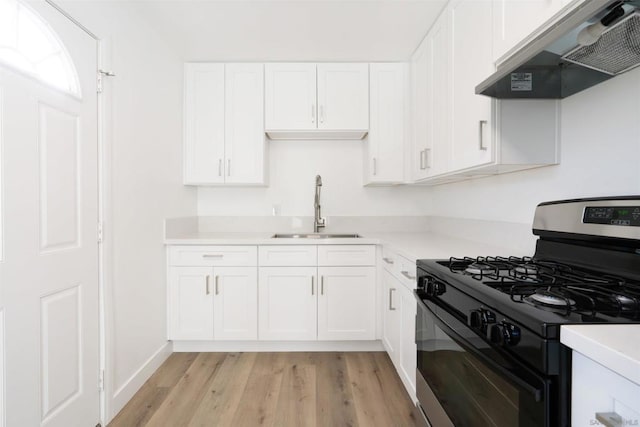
[397,256,417,290]
[380,246,399,273]
[318,245,376,266]
[169,246,257,266]
[259,246,317,266]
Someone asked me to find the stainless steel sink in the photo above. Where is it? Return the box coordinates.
[272,233,361,239]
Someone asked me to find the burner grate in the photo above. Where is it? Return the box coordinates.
[447,256,640,318]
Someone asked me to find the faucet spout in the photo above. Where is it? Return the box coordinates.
[314,175,326,233]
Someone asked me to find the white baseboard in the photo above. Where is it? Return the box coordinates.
[108,341,172,423]
[172,340,384,352]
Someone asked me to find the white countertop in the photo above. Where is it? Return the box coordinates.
[561,325,640,386]
[165,231,518,262]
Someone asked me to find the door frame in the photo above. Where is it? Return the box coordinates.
[41,1,110,424]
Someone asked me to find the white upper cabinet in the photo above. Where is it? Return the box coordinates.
[365,63,406,185]
[449,0,494,171]
[492,0,565,63]
[224,63,266,185]
[183,63,225,184]
[316,63,369,131]
[183,63,266,186]
[264,63,317,131]
[265,63,369,139]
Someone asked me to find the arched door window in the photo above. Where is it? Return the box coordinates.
[0,0,81,96]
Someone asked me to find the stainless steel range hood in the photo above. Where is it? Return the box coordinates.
[477,0,640,99]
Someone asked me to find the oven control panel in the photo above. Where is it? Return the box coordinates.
[583,206,640,227]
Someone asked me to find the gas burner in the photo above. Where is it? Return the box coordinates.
[529,291,576,307]
[513,264,540,276]
[465,262,495,275]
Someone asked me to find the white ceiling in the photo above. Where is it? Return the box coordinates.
[126,1,448,61]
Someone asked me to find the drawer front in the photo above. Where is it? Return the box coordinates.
[169,246,257,266]
[259,246,317,266]
[397,255,417,290]
[380,246,398,273]
[318,245,376,266]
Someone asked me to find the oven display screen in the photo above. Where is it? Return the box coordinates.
[583,206,640,227]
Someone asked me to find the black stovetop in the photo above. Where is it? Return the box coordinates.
[417,254,640,339]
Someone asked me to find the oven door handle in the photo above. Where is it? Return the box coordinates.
[419,297,545,402]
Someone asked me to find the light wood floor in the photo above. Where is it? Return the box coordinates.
[108,352,418,427]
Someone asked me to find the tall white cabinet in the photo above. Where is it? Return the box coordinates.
[183,63,266,185]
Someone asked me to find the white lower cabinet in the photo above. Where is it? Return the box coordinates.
[213,267,258,340]
[381,249,417,401]
[318,266,376,340]
[382,269,401,361]
[258,266,318,341]
[168,266,215,340]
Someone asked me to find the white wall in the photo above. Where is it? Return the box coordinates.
[57,2,197,422]
[428,67,640,227]
[198,139,430,216]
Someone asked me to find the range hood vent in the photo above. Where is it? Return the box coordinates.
[477,1,640,99]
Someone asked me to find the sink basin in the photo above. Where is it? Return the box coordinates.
[272,233,361,239]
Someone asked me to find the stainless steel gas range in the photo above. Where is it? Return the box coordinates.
[414,197,640,427]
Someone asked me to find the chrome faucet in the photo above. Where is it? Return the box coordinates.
[314,175,326,233]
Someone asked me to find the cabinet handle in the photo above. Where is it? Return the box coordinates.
[479,120,488,151]
[215,275,219,295]
[321,276,324,295]
[311,104,316,124]
[206,275,211,295]
[389,288,396,311]
[419,149,426,170]
[218,159,222,177]
[202,254,224,258]
[382,257,394,265]
[227,159,231,176]
[595,412,623,427]
[319,105,325,124]
[311,276,315,295]
[373,158,377,176]
[425,148,431,169]
[401,270,416,281]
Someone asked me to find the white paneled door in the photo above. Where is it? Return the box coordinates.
[0,1,100,426]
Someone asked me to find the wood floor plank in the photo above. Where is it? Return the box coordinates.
[187,352,257,427]
[345,352,396,427]
[372,352,418,426]
[145,352,226,427]
[273,362,317,427]
[109,352,417,427]
[315,352,358,427]
[108,353,198,427]
[229,352,287,427]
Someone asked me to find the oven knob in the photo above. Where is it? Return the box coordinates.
[426,280,445,297]
[490,322,521,346]
[469,310,483,328]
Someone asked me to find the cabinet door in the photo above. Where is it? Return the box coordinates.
[317,267,376,341]
[366,63,406,185]
[183,63,225,184]
[317,63,369,130]
[213,267,258,340]
[430,13,451,176]
[224,63,265,184]
[264,63,317,130]
[411,37,432,181]
[398,285,417,400]
[168,267,214,340]
[382,270,401,365]
[258,267,317,341]
[449,0,494,171]
[492,0,564,63]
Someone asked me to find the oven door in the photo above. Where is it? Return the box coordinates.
[416,293,550,427]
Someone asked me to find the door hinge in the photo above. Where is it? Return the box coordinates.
[98,222,104,244]
[97,69,115,93]
[98,369,105,391]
